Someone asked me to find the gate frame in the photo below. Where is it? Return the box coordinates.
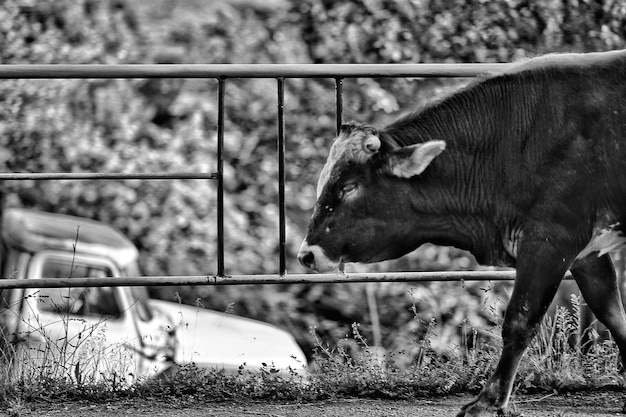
[0,63,518,289]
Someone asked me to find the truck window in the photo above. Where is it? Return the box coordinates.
[37,260,121,319]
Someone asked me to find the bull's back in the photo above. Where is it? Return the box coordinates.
[509,49,626,75]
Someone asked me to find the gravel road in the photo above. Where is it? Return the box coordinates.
[8,391,626,417]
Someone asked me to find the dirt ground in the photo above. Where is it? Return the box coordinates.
[6,391,626,417]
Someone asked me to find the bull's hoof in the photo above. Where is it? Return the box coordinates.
[457,400,521,417]
[456,400,487,417]
[456,407,478,417]
[497,408,523,417]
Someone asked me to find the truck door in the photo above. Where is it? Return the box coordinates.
[18,251,174,383]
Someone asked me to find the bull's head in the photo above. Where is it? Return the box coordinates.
[298,123,446,272]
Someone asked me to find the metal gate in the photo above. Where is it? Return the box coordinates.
[0,63,518,290]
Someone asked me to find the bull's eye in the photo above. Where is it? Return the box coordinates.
[340,183,358,199]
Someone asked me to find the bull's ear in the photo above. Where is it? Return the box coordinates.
[388,140,446,178]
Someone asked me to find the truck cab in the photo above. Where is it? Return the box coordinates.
[0,208,306,382]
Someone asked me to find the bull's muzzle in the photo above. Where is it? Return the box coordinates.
[298,248,315,270]
[297,241,339,272]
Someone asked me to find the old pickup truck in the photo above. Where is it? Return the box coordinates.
[0,208,306,382]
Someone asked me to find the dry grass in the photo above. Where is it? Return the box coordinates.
[0,293,624,416]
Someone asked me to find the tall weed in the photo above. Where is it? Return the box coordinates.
[0,293,142,405]
[308,289,624,399]
[1,286,625,408]
[519,294,624,391]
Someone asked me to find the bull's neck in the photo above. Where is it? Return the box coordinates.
[381,88,502,215]
[380,76,542,265]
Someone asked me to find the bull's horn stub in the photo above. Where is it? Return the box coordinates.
[364,135,381,153]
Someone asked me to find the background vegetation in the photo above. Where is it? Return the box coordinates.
[1,0,626,361]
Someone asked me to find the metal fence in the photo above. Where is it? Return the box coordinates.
[0,63,517,289]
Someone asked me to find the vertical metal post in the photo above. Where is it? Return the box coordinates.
[277,78,287,276]
[335,78,343,135]
[217,78,225,277]
[335,77,345,273]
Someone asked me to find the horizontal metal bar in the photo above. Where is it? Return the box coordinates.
[0,270,555,289]
[0,172,217,180]
[0,63,513,79]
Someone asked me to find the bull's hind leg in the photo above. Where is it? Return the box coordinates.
[571,254,626,370]
[457,238,568,417]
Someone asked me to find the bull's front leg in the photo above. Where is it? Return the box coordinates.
[457,235,571,417]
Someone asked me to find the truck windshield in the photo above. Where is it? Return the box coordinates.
[38,261,121,318]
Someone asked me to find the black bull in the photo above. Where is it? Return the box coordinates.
[298,50,626,416]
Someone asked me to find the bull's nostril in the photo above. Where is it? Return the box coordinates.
[299,251,315,269]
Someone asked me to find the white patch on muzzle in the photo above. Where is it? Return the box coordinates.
[298,240,341,272]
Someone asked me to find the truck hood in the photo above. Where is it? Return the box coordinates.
[148,299,307,374]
